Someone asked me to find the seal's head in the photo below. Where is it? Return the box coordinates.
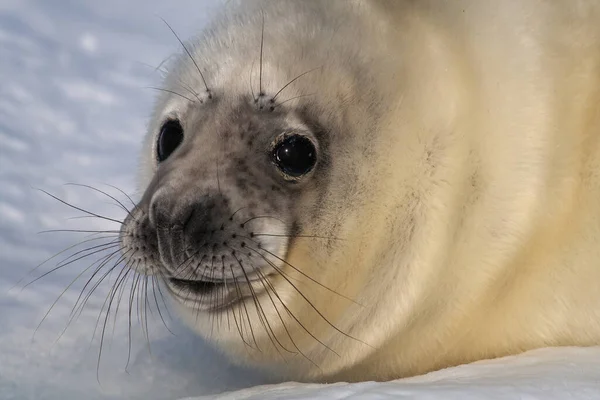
[120,1,459,380]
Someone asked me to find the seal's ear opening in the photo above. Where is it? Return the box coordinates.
[157,119,184,162]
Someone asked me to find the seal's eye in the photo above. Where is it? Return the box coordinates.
[157,120,184,162]
[272,134,317,178]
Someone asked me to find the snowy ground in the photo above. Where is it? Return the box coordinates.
[192,346,600,400]
[0,1,271,398]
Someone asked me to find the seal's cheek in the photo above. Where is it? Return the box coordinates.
[277,239,354,319]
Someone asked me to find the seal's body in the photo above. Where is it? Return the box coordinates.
[120,0,600,381]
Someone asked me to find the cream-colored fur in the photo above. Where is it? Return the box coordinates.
[138,0,600,382]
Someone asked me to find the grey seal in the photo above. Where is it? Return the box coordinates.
[118,0,600,382]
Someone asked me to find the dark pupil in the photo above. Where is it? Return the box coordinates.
[157,120,184,162]
[273,135,316,177]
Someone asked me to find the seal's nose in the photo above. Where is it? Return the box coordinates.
[148,192,232,269]
[150,193,229,232]
[149,195,188,270]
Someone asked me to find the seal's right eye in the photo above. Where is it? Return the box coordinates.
[157,119,184,162]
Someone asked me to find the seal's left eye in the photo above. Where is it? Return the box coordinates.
[272,134,317,178]
[157,119,184,162]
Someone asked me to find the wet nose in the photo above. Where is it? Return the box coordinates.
[150,193,229,234]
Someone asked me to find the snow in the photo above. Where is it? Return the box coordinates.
[190,346,600,400]
[1,0,598,399]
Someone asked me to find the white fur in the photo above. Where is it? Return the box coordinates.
[138,0,600,382]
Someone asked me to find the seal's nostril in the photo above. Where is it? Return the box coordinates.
[149,197,174,229]
[182,207,196,231]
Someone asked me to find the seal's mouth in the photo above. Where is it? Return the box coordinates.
[168,278,220,294]
[118,196,290,313]
[165,276,245,311]
[164,274,270,312]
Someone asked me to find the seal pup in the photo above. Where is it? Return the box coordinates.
[120,0,600,382]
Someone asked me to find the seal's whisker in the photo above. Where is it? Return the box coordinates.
[240,215,286,226]
[55,240,120,271]
[249,60,256,101]
[70,249,130,321]
[117,266,136,372]
[55,255,128,348]
[64,183,135,219]
[231,264,260,350]
[234,251,299,356]
[13,235,118,291]
[224,266,247,342]
[85,257,131,348]
[137,59,169,76]
[228,206,248,221]
[150,276,175,336]
[140,276,153,359]
[80,255,131,320]
[66,215,115,221]
[36,188,123,225]
[67,259,128,346]
[271,93,317,110]
[154,274,174,321]
[96,267,138,381]
[39,229,121,234]
[249,244,371,349]
[125,269,140,372]
[65,183,135,222]
[176,80,203,103]
[252,233,345,241]
[159,17,210,95]
[103,183,137,209]
[221,257,248,347]
[136,274,143,330]
[271,66,322,102]
[25,242,120,289]
[199,263,214,312]
[108,260,137,343]
[175,251,205,281]
[32,184,152,379]
[254,267,321,368]
[229,266,258,350]
[246,247,340,357]
[90,264,131,374]
[258,10,265,97]
[247,269,296,360]
[82,254,131,335]
[231,251,280,356]
[134,274,145,330]
[208,256,218,336]
[219,265,227,330]
[167,247,200,280]
[243,239,361,306]
[147,86,196,103]
[32,247,123,342]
